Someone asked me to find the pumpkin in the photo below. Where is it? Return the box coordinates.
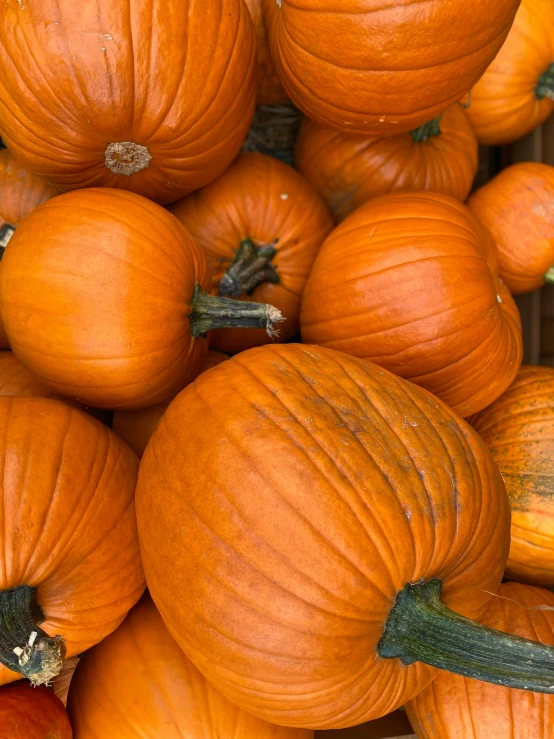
[0,188,283,410]
[469,366,554,585]
[169,152,332,354]
[0,1,256,204]
[0,684,72,738]
[465,0,554,145]
[300,191,522,418]
[52,657,80,708]
[0,396,144,687]
[245,0,288,105]
[113,350,228,457]
[406,582,554,738]
[261,0,520,136]
[0,351,60,399]
[136,343,554,730]
[67,595,312,738]
[467,162,554,294]
[295,105,478,224]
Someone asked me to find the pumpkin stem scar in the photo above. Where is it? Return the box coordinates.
[536,63,554,100]
[0,585,65,685]
[188,283,284,339]
[0,223,15,255]
[378,579,554,692]
[104,141,152,176]
[218,238,280,298]
[410,115,442,143]
[545,267,554,284]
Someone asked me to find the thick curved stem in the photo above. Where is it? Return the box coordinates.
[544,267,554,284]
[410,116,442,143]
[378,579,554,693]
[189,284,284,339]
[0,586,65,685]
[218,239,280,298]
[536,63,554,101]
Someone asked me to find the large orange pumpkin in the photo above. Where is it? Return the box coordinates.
[67,595,312,738]
[0,684,72,738]
[468,162,554,294]
[0,1,256,204]
[137,344,554,729]
[300,191,522,418]
[261,0,520,136]
[169,152,332,354]
[245,0,288,105]
[295,105,478,223]
[0,397,144,687]
[406,582,554,738]
[0,188,282,410]
[469,366,554,585]
[466,0,554,145]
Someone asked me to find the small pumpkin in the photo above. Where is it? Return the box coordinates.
[113,350,228,457]
[406,582,554,738]
[0,1,256,204]
[466,0,554,145]
[0,396,144,687]
[245,0,288,105]
[0,188,283,410]
[67,595,312,738]
[467,162,554,294]
[0,683,72,738]
[261,0,520,136]
[469,366,554,585]
[300,191,522,418]
[52,657,80,708]
[295,105,478,224]
[169,152,332,354]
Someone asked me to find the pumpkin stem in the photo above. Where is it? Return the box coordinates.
[0,223,15,256]
[378,579,554,692]
[410,116,442,143]
[0,585,65,686]
[189,284,284,339]
[544,267,554,284]
[218,239,280,298]
[242,103,301,166]
[536,63,554,101]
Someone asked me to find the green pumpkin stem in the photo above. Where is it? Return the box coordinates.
[218,239,280,299]
[0,585,65,685]
[544,267,554,284]
[410,116,442,143]
[536,63,554,100]
[189,284,284,339]
[378,579,554,692]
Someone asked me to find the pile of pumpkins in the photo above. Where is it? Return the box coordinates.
[0,1,553,737]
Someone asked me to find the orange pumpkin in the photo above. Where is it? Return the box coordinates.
[0,683,72,738]
[261,0,520,136]
[0,397,144,687]
[406,582,554,738]
[245,0,288,105]
[466,0,554,145]
[0,188,282,410]
[295,105,478,223]
[0,351,60,398]
[300,191,522,418]
[52,657,80,708]
[67,595,312,738]
[0,1,256,204]
[468,162,554,294]
[169,152,332,354]
[113,350,228,457]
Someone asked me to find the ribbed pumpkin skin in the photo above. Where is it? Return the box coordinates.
[136,344,510,729]
[469,366,554,585]
[169,153,333,353]
[468,163,554,294]
[52,657,80,708]
[0,1,256,204]
[295,105,478,223]
[466,0,554,146]
[0,150,59,228]
[245,0,288,105]
[0,351,59,398]
[0,684,72,738]
[300,192,523,418]
[262,0,520,136]
[406,582,554,738]
[0,188,212,410]
[67,596,312,739]
[0,397,144,686]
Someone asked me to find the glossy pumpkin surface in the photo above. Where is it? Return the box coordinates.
[0,1,256,204]
[295,105,478,223]
[169,152,333,353]
[406,582,554,738]
[136,343,510,729]
[466,0,554,146]
[470,366,554,585]
[468,162,554,294]
[0,683,72,738]
[67,595,312,738]
[262,0,520,136]
[245,0,288,105]
[300,191,522,418]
